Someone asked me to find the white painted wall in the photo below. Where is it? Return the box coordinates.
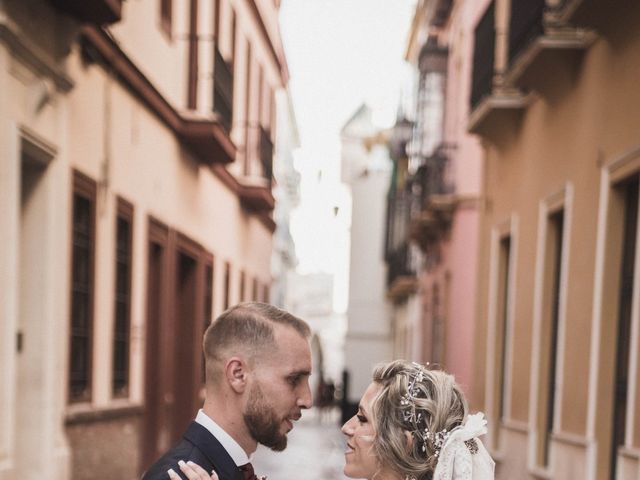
[342,106,393,402]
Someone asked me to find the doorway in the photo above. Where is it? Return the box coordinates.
[15,143,52,478]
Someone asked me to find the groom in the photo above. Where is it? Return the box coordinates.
[141,302,313,480]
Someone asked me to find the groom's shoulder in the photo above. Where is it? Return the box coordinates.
[140,438,204,480]
[140,430,215,480]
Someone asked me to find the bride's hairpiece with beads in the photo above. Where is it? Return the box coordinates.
[399,363,452,457]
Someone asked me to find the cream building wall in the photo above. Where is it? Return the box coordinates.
[397,0,484,397]
[0,0,286,479]
[469,1,640,479]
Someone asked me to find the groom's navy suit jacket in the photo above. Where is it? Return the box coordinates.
[141,422,244,480]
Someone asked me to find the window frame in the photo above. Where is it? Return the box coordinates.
[68,170,97,404]
[112,196,134,399]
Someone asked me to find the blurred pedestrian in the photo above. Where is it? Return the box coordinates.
[143,302,312,480]
[315,378,336,423]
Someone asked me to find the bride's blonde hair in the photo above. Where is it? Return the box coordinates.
[369,360,468,480]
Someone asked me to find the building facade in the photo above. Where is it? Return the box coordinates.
[385,0,484,397]
[468,0,640,479]
[270,88,300,309]
[0,0,286,479]
[341,104,394,418]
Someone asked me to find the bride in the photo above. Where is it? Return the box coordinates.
[171,360,494,480]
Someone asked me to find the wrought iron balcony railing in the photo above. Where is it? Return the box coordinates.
[259,127,273,186]
[431,0,454,27]
[246,124,273,185]
[470,1,496,110]
[389,118,413,161]
[508,0,546,67]
[412,152,453,210]
[385,182,411,260]
[386,243,416,289]
[213,47,234,131]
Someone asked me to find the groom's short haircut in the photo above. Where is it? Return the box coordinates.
[203,302,310,384]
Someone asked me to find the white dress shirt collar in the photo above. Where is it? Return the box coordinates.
[195,409,251,466]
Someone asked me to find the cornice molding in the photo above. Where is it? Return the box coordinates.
[0,22,74,92]
[81,25,235,164]
[81,26,275,222]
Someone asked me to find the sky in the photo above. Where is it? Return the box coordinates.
[278,0,417,311]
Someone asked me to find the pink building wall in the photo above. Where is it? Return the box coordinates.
[410,0,485,398]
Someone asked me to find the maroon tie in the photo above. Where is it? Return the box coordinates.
[239,463,257,480]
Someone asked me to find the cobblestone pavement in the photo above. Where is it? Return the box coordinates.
[251,408,349,480]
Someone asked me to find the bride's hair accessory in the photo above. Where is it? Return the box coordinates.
[371,361,494,480]
[399,363,452,457]
[400,365,425,421]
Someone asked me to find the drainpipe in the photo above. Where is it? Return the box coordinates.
[99,66,112,216]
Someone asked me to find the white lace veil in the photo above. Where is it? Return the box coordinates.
[432,413,495,480]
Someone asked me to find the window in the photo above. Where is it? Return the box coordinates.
[262,283,270,303]
[252,277,259,301]
[202,259,214,383]
[239,270,246,302]
[204,260,214,325]
[610,176,638,479]
[431,284,445,366]
[496,235,511,423]
[257,65,263,127]
[160,0,172,37]
[536,209,564,467]
[230,9,237,67]
[112,198,134,398]
[224,262,231,310]
[69,171,97,403]
[488,229,512,448]
[212,0,220,42]
[187,0,198,109]
[244,42,252,176]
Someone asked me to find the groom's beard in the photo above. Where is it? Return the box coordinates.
[244,383,288,451]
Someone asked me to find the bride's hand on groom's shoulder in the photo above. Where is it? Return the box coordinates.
[167,460,219,480]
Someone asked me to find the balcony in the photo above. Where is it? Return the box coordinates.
[505,0,595,90]
[179,114,236,166]
[258,127,274,187]
[239,125,274,212]
[470,1,496,111]
[213,47,234,131]
[386,243,418,304]
[49,0,122,25]
[245,125,273,186]
[389,117,413,161]
[80,27,235,166]
[553,0,620,29]
[384,178,418,303]
[431,0,454,27]
[408,153,456,255]
[415,152,452,200]
[468,1,529,137]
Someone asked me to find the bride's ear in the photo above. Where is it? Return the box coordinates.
[405,431,414,452]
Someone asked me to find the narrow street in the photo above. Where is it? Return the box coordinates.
[252,408,348,480]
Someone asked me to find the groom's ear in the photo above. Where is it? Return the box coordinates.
[225,357,248,393]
